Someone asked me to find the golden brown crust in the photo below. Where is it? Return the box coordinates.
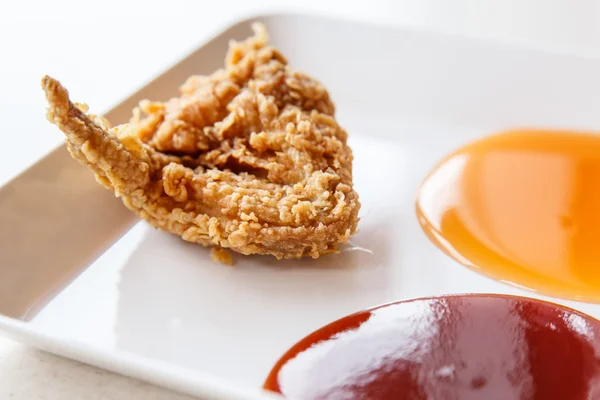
[42,23,360,259]
[210,247,233,266]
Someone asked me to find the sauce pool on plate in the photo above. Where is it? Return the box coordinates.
[417,129,600,301]
[264,295,600,399]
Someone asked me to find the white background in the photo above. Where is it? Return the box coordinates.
[2,0,600,398]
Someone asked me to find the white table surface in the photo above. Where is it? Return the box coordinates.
[2,0,600,398]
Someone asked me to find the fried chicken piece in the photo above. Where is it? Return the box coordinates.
[42,23,360,259]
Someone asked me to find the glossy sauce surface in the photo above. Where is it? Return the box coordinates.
[264,295,600,400]
[417,129,600,301]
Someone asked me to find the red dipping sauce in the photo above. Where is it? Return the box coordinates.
[264,295,600,399]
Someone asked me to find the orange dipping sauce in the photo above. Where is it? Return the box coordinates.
[264,295,600,399]
[417,129,600,301]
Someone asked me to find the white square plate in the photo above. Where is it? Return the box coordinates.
[2,12,600,399]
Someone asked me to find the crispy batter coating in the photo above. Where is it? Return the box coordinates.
[211,247,233,266]
[42,23,360,259]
